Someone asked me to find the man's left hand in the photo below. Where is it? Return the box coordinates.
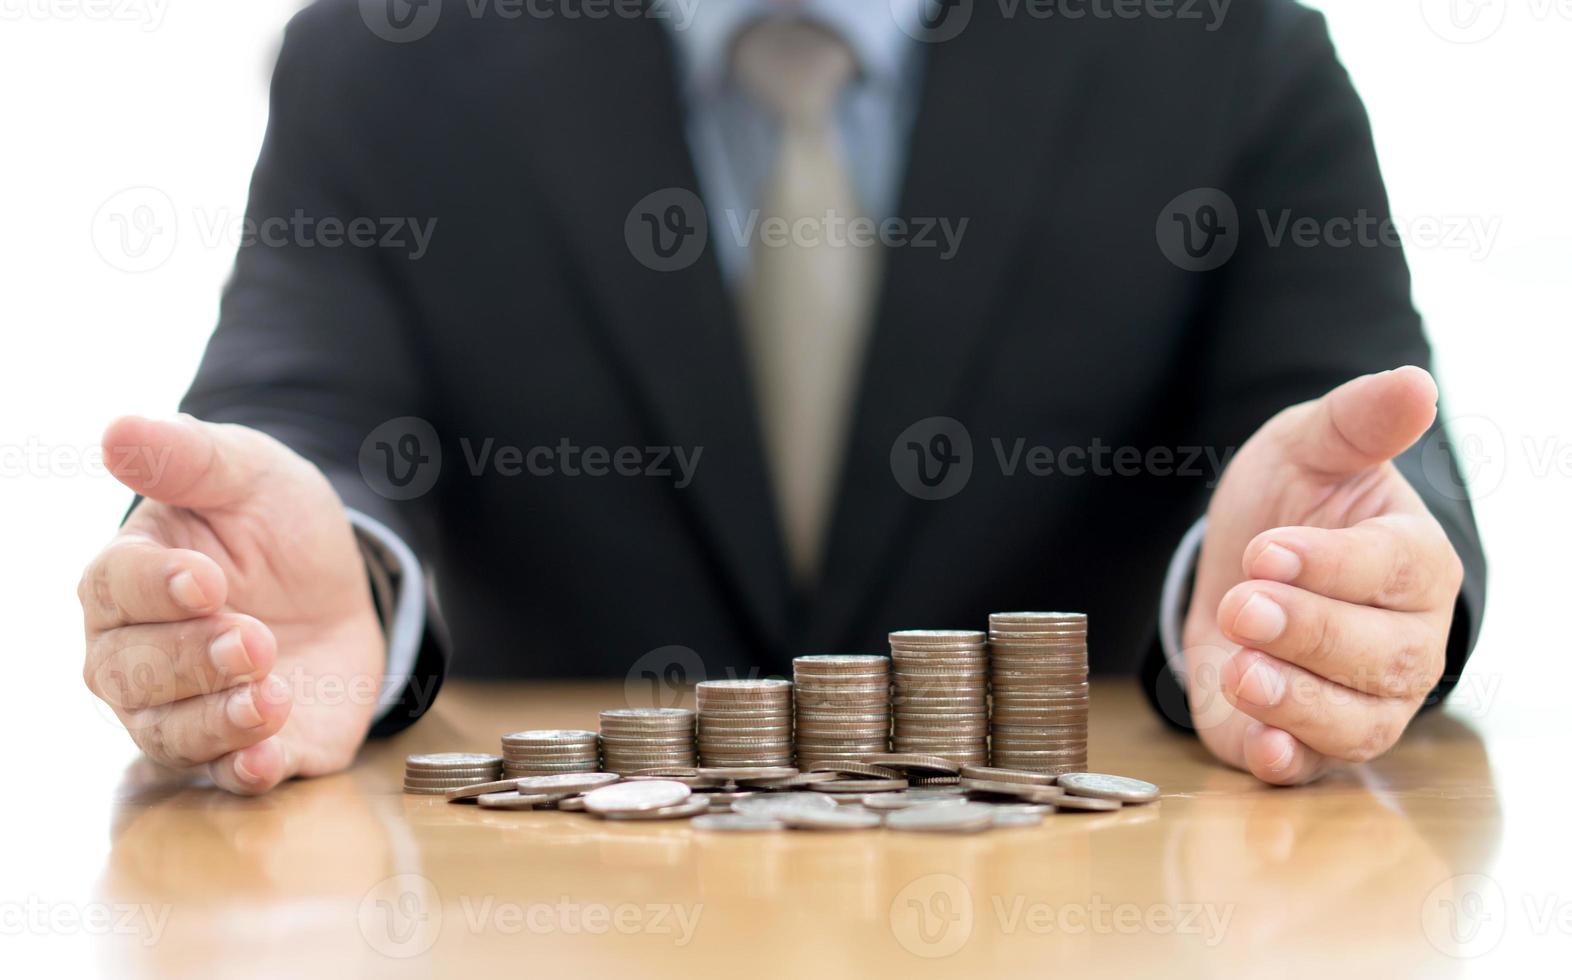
[1184,367,1466,785]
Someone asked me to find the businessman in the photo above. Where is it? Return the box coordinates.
[79,0,1485,794]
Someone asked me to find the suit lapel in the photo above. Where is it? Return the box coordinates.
[805,11,1096,648]
[509,19,792,653]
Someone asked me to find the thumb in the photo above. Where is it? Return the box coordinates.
[103,414,263,510]
[1281,366,1439,478]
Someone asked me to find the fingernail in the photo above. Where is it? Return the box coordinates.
[1236,657,1286,707]
[1234,594,1287,644]
[227,686,264,728]
[1254,543,1303,582]
[233,753,258,783]
[1247,721,1295,771]
[169,570,209,611]
[209,629,253,678]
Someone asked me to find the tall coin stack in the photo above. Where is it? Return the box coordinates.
[987,612,1090,774]
[501,729,601,779]
[792,655,891,769]
[694,679,794,768]
[598,708,697,774]
[888,630,990,765]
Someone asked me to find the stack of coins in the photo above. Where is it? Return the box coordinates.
[792,655,891,769]
[599,708,697,774]
[694,679,794,768]
[403,753,502,795]
[500,729,600,778]
[988,612,1090,774]
[888,630,989,765]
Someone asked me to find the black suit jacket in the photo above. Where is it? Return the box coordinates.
[180,0,1486,735]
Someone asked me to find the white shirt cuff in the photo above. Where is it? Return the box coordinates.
[346,509,427,720]
[1159,516,1208,686]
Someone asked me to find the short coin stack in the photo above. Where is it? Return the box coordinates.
[403,753,503,795]
[694,679,794,768]
[792,655,891,769]
[988,612,1090,774]
[888,631,989,766]
[598,708,697,774]
[501,729,600,778]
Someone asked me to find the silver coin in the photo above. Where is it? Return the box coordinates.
[475,791,554,810]
[991,805,1050,827]
[692,814,785,832]
[582,779,692,814]
[405,753,503,768]
[513,772,621,794]
[1051,793,1123,812]
[601,797,711,821]
[862,793,970,812]
[696,766,798,780]
[732,792,838,817]
[780,809,883,831]
[1057,772,1160,803]
[443,779,521,801]
[557,796,587,812]
[885,804,995,833]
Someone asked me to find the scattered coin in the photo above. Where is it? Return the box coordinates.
[444,779,522,802]
[513,772,621,794]
[1049,794,1123,812]
[806,762,901,780]
[697,766,798,781]
[809,778,908,794]
[733,792,838,817]
[991,805,1049,827]
[476,791,554,810]
[557,796,587,812]
[1056,772,1161,804]
[602,797,712,821]
[582,779,692,814]
[862,753,961,775]
[959,764,1057,786]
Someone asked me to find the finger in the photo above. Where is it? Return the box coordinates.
[1217,580,1443,699]
[86,614,276,709]
[125,674,292,769]
[1242,722,1328,786]
[208,736,293,795]
[1222,649,1413,762]
[102,414,263,510]
[1243,514,1464,612]
[79,534,228,630]
[1280,366,1438,478]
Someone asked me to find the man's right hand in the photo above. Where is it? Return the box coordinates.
[80,416,386,794]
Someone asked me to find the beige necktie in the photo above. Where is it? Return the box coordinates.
[733,19,880,587]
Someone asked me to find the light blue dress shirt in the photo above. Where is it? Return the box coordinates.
[661,0,926,284]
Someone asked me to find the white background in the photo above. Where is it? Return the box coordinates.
[0,3,1567,971]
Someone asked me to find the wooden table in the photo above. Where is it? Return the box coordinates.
[48,680,1556,977]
